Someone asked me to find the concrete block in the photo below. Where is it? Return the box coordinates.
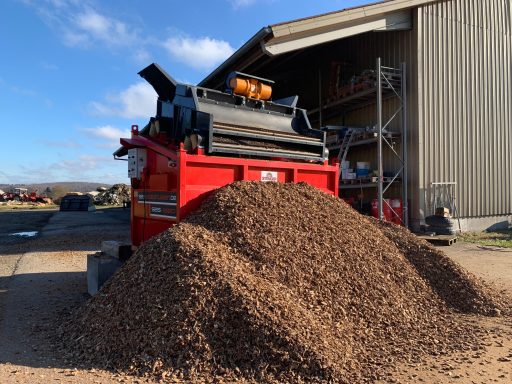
[101,240,132,261]
[87,253,124,296]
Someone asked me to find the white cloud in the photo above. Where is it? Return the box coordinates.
[62,31,89,47]
[133,49,151,64]
[6,154,127,184]
[10,85,38,97]
[40,139,82,149]
[90,82,157,119]
[69,9,136,47]
[82,125,131,147]
[86,125,129,140]
[229,0,256,8]
[76,10,110,36]
[163,36,235,71]
[44,98,55,108]
[22,2,235,71]
[46,0,73,8]
[40,61,59,71]
[4,82,54,108]
[23,1,139,49]
[54,155,114,172]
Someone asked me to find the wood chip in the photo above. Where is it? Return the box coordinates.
[57,182,512,383]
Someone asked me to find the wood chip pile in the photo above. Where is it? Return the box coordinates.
[59,182,510,383]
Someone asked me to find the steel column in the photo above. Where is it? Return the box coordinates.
[401,62,408,228]
[376,58,383,220]
[318,67,323,128]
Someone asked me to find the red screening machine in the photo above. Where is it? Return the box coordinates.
[115,64,338,246]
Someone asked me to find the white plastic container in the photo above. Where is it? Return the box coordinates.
[341,160,351,170]
[356,161,371,170]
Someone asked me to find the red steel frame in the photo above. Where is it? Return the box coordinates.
[121,131,339,246]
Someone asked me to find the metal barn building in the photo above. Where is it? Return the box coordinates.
[200,0,512,231]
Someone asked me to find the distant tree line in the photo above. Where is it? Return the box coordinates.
[45,185,70,204]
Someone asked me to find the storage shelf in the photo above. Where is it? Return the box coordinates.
[339,178,402,190]
[328,132,400,152]
[309,84,400,120]
[324,59,408,227]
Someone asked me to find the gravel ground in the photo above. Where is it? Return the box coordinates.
[391,241,512,384]
[0,205,510,383]
[0,208,133,384]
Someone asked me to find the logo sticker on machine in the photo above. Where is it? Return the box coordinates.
[149,204,177,219]
[261,171,278,182]
[137,191,177,205]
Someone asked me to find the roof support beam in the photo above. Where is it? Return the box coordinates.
[263,10,411,56]
[270,0,436,36]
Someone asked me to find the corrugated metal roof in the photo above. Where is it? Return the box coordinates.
[270,0,396,27]
[267,0,439,50]
[264,10,412,55]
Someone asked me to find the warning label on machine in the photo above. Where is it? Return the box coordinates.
[149,204,177,219]
[260,171,278,182]
[137,191,177,205]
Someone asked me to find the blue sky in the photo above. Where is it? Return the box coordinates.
[0,0,369,184]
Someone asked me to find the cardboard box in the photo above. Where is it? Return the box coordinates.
[435,207,451,217]
[341,169,354,179]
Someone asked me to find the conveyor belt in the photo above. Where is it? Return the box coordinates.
[210,122,326,161]
[213,123,323,146]
[211,142,322,161]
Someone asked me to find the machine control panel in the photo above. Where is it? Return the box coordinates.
[128,148,147,179]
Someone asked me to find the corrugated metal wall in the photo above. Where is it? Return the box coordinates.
[416,0,512,219]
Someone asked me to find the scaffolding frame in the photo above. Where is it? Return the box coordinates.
[376,58,408,227]
[315,58,408,226]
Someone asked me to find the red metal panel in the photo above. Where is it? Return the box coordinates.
[130,147,338,245]
[185,163,242,186]
[297,169,337,194]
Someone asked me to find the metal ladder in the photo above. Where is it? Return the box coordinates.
[337,128,357,163]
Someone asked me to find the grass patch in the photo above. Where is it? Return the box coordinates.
[94,204,125,210]
[460,229,512,248]
[0,204,58,211]
[0,204,127,211]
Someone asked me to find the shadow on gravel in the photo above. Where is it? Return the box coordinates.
[0,210,54,248]
[0,208,131,371]
[0,271,89,370]
[0,208,130,255]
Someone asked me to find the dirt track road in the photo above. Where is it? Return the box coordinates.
[0,208,135,384]
[0,210,510,383]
